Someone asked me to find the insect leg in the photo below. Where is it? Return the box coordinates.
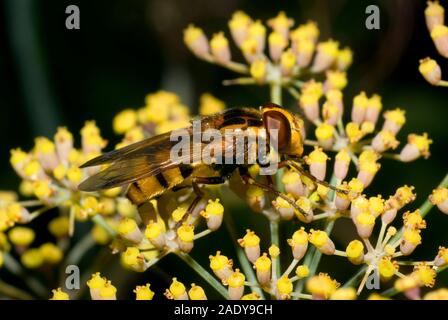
[238,167,309,217]
[176,176,228,228]
[286,160,351,196]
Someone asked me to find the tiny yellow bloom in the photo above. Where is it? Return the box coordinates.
[50,288,69,300]
[134,284,154,300]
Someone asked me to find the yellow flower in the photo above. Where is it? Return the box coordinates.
[276,276,293,299]
[118,218,139,236]
[419,57,441,85]
[227,269,245,288]
[87,272,106,289]
[305,147,328,164]
[306,273,339,299]
[168,278,187,299]
[238,229,260,248]
[403,210,426,229]
[254,254,271,271]
[209,251,230,270]
[21,249,44,269]
[413,263,436,287]
[188,284,207,300]
[48,216,69,238]
[424,288,448,300]
[9,226,35,246]
[177,224,194,242]
[99,281,117,300]
[403,228,422,245]
[250,59,267,83]
[378,257,398,279]
[199,93,225,116]
[134,284,154,300]
[346,240,364,264]
[269,245,280,258]
[92,224,111,245]
[326,70,347,90]
[330,287,357,300]
[50,288,69,300]
[40,242,63,264]
[241,292,260,300]
[295,265,310,279]
[113,109,137,134]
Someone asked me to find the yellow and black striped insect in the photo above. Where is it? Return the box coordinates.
[78,103,343,217]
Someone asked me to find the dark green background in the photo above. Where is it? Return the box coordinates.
[0,0,446,299]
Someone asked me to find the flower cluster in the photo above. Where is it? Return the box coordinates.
[184,11,352,88]
[0,9,447,301]
[112,90,225,147]
[419,1,448,86]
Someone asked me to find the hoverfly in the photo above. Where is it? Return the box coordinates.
[78,103,344,218]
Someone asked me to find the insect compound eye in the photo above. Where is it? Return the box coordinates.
[262,110,291,151]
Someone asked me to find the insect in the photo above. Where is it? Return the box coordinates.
[78,103,345,218]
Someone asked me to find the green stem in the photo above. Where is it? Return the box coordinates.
[270,219,281,279]
[176,252,228,299]
[64,233,96,266]
[92,215,117,237]
[3,253,47,298]
[0,280,34,300]
[270,82,282,104]
[223,210,265,299]
[342,265,368,288]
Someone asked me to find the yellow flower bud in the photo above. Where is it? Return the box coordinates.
[134,284,154,300]
[419,57,442,85]
[250,59,268,84]
[188,284,207,300]
[21,248,44,269]
[346,240,364,265]
[306,273,339,299]
[40,242,63,264]
[113,109,137,134]
[9,226,35,246]
[50,288,69,300]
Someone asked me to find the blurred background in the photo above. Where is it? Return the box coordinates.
[0,0,447,298]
